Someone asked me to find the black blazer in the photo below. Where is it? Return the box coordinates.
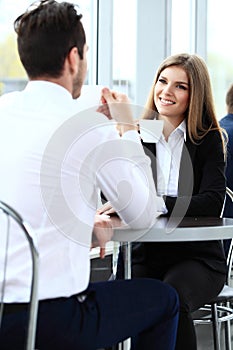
[136,129,227,274]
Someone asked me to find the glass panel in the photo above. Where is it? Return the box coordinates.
[171,0,193,54]
[206,0,233,119]
[77,0,97,85]
[0,0,30,94]
[0,0,95,95]
[112,0,136,100]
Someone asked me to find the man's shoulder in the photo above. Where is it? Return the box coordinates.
[220,114,233,125]
[0,90,21,107]
[220,114,233,136]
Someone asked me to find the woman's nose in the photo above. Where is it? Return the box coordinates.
[163,84,173,94]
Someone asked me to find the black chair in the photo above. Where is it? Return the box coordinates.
[0,201,39,350]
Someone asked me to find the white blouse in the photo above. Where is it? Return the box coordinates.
[156,120,186,197]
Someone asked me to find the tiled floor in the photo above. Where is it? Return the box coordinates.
[196,321,233,349]
[195,279,233,349]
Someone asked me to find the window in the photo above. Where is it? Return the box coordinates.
[171,0,194,54]
[0,0,96,94]
[112,0,137,100]
[206,0,233,118]
[0,0,30,94]
[2,0,230,120]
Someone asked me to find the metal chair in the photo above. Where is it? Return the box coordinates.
[0,200,39,350]
[193,187,233,350]
[227,187,233,202]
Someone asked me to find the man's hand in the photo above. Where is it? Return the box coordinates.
[97,201,116,216]
[91,214,113,259]
[97,88,137,134]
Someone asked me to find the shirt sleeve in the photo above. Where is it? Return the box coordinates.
[95,128,158,228]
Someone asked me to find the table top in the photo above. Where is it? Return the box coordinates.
[112,216,233,242]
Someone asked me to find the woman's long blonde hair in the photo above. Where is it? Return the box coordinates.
[142,53,224,144]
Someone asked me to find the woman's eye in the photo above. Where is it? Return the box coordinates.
[158,78,166,84]
[177,84,187,90]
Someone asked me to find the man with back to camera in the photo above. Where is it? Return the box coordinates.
[220,84,233,218]
[0,1,179,349]
[220,84,233,255]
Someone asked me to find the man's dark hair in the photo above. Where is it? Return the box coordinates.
[14,0,86,79]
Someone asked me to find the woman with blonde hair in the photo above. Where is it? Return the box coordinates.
[99,53,227,349]
[131,53,227,350]
[106,53,227,350]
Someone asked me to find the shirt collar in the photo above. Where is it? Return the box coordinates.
[160,119,187,142]
[25,80,73,102]
[176,119,187,142]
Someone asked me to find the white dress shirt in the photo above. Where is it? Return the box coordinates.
[156,120,186,197]
[0,81,158,302]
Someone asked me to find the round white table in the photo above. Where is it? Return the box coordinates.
[112,216,233,279]
[112,216,233,242]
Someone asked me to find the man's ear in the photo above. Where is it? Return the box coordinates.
[67,47,79,75]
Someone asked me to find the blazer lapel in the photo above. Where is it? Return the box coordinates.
[143,136,197,196]
[142,141,157,186]
[178,135,196,195]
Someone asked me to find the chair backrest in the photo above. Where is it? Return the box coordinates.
[0,200,39,350]
[226,187,233,202]
[221,187,233,218]
[226,239,233,284]
[224,187,233,284]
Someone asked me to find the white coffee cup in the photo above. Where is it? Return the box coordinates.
[139,119,164,143]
